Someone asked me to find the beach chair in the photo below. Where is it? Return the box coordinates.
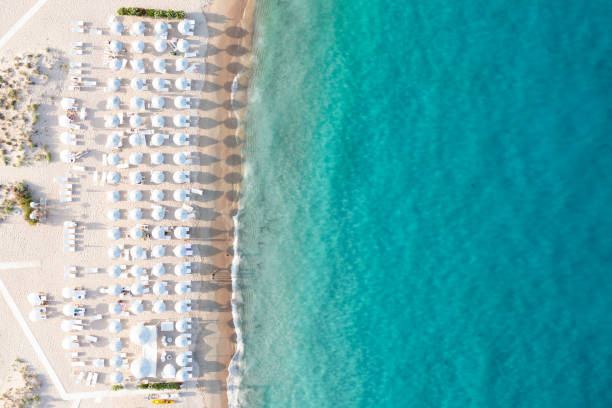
[71,49,83,55]
[72,165,86,172]
[185,51,197,58]
[90,314,102,321]
[69,69,82,75]
[83,80,96,87]
[71,27,84,33]
[70,61,82,67]
[121,59,128,70]
[85,335,98,343]
[66,352,79,357]
[90,28,103,35]
[71,361,85,367]
[75,371,85,384]
[184,64,197,74]
[71,42,83,47]
[85,268,98,274]
[72,21,84,26]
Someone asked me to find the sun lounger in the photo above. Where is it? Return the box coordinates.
[71,49,83,55]
[121,59,128,69]
[85,268,98,274]
[91,373,98,386]
[71,42,83,47]
[70,61,82,67]
[85,335,97,343]
[71,361,85,367]
[64,271,76,278]
[90,29,103,35]
[75,371,85,384]
[64,221,77,227]
[72,21,84,26]
[184,64,197,74]
[83,80,96,87]
[66,352,79,357]
[185,51,197,58]
[85,372,93,386]
[90,314,102,321]
[71,27,84,33]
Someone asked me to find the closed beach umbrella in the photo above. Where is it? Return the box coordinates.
[130,77,144,91]
[152,263,166,277]
[130,21,145,36]
[151,171,165,184]
[109,40,123,53]
[174,301,189,314]
[129,152,143,165]
[110,371,123,385]
[130,265,145,278]
[161,363,176,379]
[108,245,121,259]
[129,133,145,147]
[108,58,122,71]
[128,189,143,202]
[109,338,123,352]
[61,287,73,299]
[130,301,144,315]
[175,77,189,91]
[130,226,143,240]
[130,96,145,111]
[151,95,165,109]
[174,262,190,276]
[107,227,121,240]
[106,190,120,202]
[107,265,121,278]
[152,245,166,258]
[61,320,74,332]
[173,171,189,184]
[129,172,143,185]
[153,281,167,295]
[27,293,42,306]
[107,283,121,296]
[153,58,166,73]
[152,226,166,240]
[151,114,165,128]
[154,21,168,34]
[175,57,189,72]
[173,152,189,165]
[130,325,151,345]
[173,244,189,257]
[150,152,164,165]
[176,350,191,365]
[107,152,120,166]
[173,115,189,127]
[174,226,189,239]
[106,96,120,109]
[109,21,123,35]
[154,38,167,52]
[152,77,166,91]
[105,114,120,128]
[150,189,164,202]
[152,300,166,314]
[107,77,121,92]
[130,245,145,259]
[176,369,189,382]
[130,59,144,73]
[177,38,190,52]
[131,40,145,53]
[173,189,189,202]
[106,133,121,149]
[129,114,143,127]
[108,302,122,315]
[62,337,78,350]
[150,133,165,147]
[175,282,190,296]
[130,282,144,296]
[110,354,123,368]
[151,206,165,221]
[174,207,189,221]
[174,96,189,109]
[107,209,120,221]
[107,171,120,185]
[59,150,75,163]
[130,358,150,379]
[108,319,122,334]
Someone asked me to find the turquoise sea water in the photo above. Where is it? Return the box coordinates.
[234,0,612,407]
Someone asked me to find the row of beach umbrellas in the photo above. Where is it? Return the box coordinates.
[102,170,190,185]
[109,20,193,37]
[106,189,190,203]
[106,95,190,110]
[106,262,191,278]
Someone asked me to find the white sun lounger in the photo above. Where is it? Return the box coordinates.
[90,29,103,35]
[70,61,82,67]
[72,21,84,26]
[75,371,85,384]
[71,42,83,47]
[90,314,103,321]
[85,268,98,274]
[191,188,203,195]
[71,361,85,367]
[64,271,77,278]
[185,51,197,58]
[64,221,77,227]
[85,372,93,386]
[71,49,83,55]
[69,69,82,75]
[66,352,79,357]
[184,64,197,74]
[91,373,98,387]
[71,27,84,33]
[85,335,97,343]
[83,80,96,87]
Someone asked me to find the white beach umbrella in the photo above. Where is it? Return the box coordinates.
[174,226,189,239]
[130,301,144,315]
[107,77,121,92]
[153,281,168,295]
[60,132,75,145]
[62,304,76,317]
[107,171,120,185]
[151,114,165,128]
[154,39,167,52]
[150,189,164,202]
[108,302,122,315]
[174,262,190,276]
[150,151,164,165]
[27,293,42,306]
[130,21,145,36]
[110,354,123,368]
[152,245,166,258]
[107,283,122,296]
[131,40,145,53]
[174,95,189,109]
[151,95,165,109]
[152,263,166,277]
[61,97,75,110]
[107,265,121,278]
[106,96,121,110]
[152,300,166,314]
[173,189,189,202]
[62,337,78,350]
[109,21,123,35]
[106,133,121,149]
[130,226,143,240]
[109,338,123,352]
[110,371,123,384]
[174,301,189,314]
[61,320,74,332]
[154,21,168,34]
[178,20,192,35]
[107,209,120,222]
[176,350,191,365]
[110,40,123,53]
[59,150,75,163]
[129,133,145,147]
[107,227,121,240]
[108,245,121,259]
[28,309,43,322]
[151,206,166,221]
[107,152,120,166]
[130,325,151,345]
[177,38,190,52]
[130,77,145,91]
[175,368,190,382]
[173,152,189,165]
[175,57,189,72]
[129,208,142,220]
[174,207,190,221]
[130,358,151,379]
[173,115,189,128]
[173,171,189,184]
[58,116,73,128]
[129,152,143,165]
[129,114,143,127]
[152,77,166,91]
[151,226,167,240]
[130,265,145,278]
[61,287,74,299]
[151,171,165,184]
[130,245,145,259]
[130,59,145,73]
[128,189,143,202]
[174,77,189,91]
[130,282,144,296]
[175,282,190,296]
[129,172,143,185]
[108,319,122,334]
[130,96,145,111]
[153,58,166,73]
[175,333,190,347]
[105,114,120,128]
[108,58,122,71]
[150,133,165,147]
[161,363,176,379]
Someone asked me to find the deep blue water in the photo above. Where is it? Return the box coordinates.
[235,0,612,406]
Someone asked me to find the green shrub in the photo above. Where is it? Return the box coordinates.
[111,384,124,391]
[137,382,181,390]
[117,7,127,15]
[117,7,185,19]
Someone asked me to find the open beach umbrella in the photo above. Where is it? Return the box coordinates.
[110,354,123,368]
[152,300,166,314]
[108,245,121,259]
[62,304,76,317]
[58,116,73,128]
[176,350,191,365]
[150,189,164,202]
[150,151,164,165]
[173,171,189,184]
[130,226,143,240]
[130,358,151,379]
[62,337,78,350]
[174,77,189,91]
[151,114,165,128]
[153,281,167,295]
[175,57,189,72]
[130,208,143,221]
[154,21,168,34]
[105,114,120,128]
[175,333,190,347]
[107,283,122,296]
[129,152,143,165]
[107,77,121,92]
[107,209,120,222]
[174,207,190,221]
[109,40,123,53]
[161,364,176,379]
[106,96,120,110]
[154,38,167,52]
[130,245,145,259]
[176,369,190,382]
[130,59,145,73]
[106,133,121,149]
[61,320,74,332]
[27,293,42,306]
[59,150,75,163]
[174,301,190,314]
[173,152,189,165]
[61,98,74,110]
[109,338,123,352]
[128,189,143,202]
[130,325,151,345]
[174,95,189,109]
[61,287,74,299]
[108,58,122,71]
[107,227,121,240]
[28,309,43,322]
[107,152,120,166]
[152,77,166,91]
[129,114,143,127]
[109,20,123,35]
[60,132,75,145]
[151,95,165,109]
[108,302,122,315]
[130,77,145,91]
[173,189,189,202]
[107,265,121,278]
[178,20,192,35]
[110,371,123,385]
[107,171,120,185]
[174,262,190,276]
[152,245,166,258]
[152,263,166,277]
[152,226,167,240]
[131,40,145,53]
[108,319,122,334]
[150,133,165,147]
[130,265,145,278]
[174,226,189,239]
[151,171,165,184]
[175,282,190,296]
[177,38,190,52]
[130,282,144,296]
[173,115,189,128]
[151,206,165,221]
[129,133,145,147]
[130,96,145,111]
[130,21,145,36]
[173,244,189,258]
[130,301,144,315]
[153,58,166,73]
[129,172,143,185]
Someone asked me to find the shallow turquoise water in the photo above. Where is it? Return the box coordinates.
[236,0,612,406]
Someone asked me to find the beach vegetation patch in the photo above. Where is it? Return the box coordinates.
[0,358,42,407]
[0,182,40,225]
[137,382,181,390]
[117,7,185,19]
